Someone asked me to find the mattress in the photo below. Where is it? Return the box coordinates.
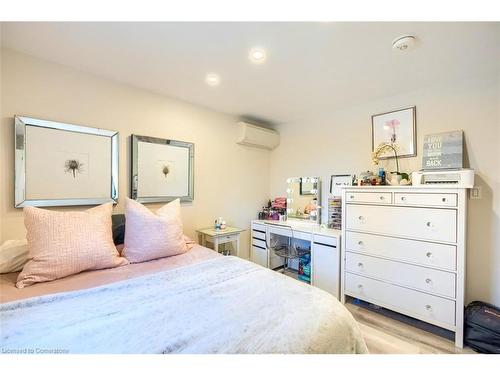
[0,245,368,353]
[0,244,219,303]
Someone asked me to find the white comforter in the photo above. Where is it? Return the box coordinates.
[0,256,367,354]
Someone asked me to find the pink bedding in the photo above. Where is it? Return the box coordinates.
[0,244,219,304]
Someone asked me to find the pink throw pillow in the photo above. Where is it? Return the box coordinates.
[17,203,128,288]
[122,198,188,263]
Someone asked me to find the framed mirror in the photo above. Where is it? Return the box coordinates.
[286,177,321,223]
[131,135,194,203]
[14,116,119,208]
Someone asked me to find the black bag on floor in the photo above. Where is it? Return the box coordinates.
[464,301,500,353]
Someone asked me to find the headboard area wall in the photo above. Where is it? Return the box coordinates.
[0,48,271,260]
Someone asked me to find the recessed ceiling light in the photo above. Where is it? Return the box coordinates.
[249,47,266,64]
[205,73,220,86]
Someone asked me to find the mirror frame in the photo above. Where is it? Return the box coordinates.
[131,134,194,203]
[14,116,119,208]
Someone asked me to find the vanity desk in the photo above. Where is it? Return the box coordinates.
[250,219,341,299]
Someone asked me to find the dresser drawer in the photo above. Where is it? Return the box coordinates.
[252,222,266,232]
[345,191,392,204]
[252,229,266,241]
[268,224,312,241]
[394,193,458,207]
[252,238,266,249]
[251,245,268,267]
[346,252,456,298]
[346,205,457,243]
[345,231,456,271]
[313,234,337,247]
[345,273,456,328]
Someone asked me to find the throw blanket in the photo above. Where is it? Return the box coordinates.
[0,256,367,354]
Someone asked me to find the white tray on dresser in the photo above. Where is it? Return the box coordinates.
[341,186,468,348]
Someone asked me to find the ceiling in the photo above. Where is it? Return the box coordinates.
[1,22,499,125]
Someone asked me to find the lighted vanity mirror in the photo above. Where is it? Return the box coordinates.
[286,177,321,224]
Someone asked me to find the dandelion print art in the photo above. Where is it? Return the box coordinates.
[65,159,84,178]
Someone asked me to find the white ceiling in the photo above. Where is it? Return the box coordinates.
[1,22,499,125]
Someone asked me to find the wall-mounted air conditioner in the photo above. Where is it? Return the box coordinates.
[236,122,280,150]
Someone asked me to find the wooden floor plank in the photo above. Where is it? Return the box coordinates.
[345,302,476,354]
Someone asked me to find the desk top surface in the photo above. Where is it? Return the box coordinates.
[252,220,340,238]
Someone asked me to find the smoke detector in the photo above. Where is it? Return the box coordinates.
[392,35,417,51]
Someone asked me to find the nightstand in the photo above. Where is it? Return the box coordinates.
[196,227,245,256]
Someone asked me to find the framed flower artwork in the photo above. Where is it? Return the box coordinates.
[371,106,417,159]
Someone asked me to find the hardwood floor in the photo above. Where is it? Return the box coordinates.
[345,301,476,354]
[278,268,476,354]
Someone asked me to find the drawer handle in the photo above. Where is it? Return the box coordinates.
[358,262,363,267]
[442,197,447,202]
[425,278,432,284]
[426,252,432,258]
[358,241,364,246]
[401,196,406,201]
[425,304,432,311]
[358,216,364,221]
[379,196,384,200]
[426,221,432,228]
[357,284,363,289]
[350,195,355,199]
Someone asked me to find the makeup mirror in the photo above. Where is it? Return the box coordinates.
[286,177,321,224]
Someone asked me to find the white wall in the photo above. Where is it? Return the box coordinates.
[270,74,500,305]
[0,46,3,243]
[2,47,499,306]
[0,48,271,259]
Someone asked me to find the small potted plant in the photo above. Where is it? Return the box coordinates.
[372,142,410,185]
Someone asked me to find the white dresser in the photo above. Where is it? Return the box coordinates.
[251,220,341,299]
[341,186,467,348]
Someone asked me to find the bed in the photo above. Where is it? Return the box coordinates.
[0,244,368,354]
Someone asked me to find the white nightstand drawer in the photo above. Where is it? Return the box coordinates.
[394,193,458,207]
[252,230,266,241]
[346,252,456,298]
[345,192,392,204]
[345,231,457,271]
[215,234,238,244]
[346,205,457,243]
[345,273,456,328]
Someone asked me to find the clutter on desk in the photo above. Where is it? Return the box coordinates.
[328,197,342,229]
[353,167,411,186]
[214,217,227,231]
[328,174,353,230]
[257,197,287,220]
[372,141,412,185]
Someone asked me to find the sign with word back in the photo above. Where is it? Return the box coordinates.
[422,130,464,170]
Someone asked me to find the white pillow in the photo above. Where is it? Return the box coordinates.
[0,239,29,274]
